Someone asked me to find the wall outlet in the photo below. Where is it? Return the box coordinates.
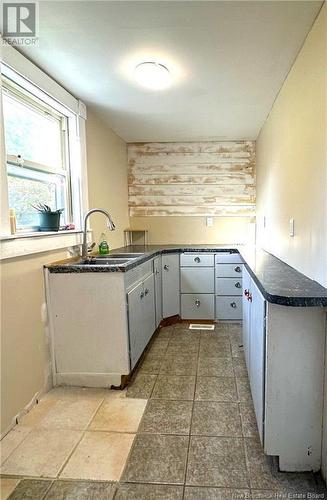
[289,218,295,237]
[206,217,213,227]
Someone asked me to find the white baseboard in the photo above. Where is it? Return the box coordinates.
[55,372,122,388]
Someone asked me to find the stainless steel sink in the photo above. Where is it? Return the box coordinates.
[82,258,131,265]
[97,253,144,259]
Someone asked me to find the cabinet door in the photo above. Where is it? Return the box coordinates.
[154,256,162,327]
[181,267,214,293]
[242,267,251,370]
[162,254,180,318]
[127,282,144,370]
[143,273,156,344]
[249,279,266,444]
[181,294,214,319]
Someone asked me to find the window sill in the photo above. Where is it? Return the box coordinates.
[0,230,86,260]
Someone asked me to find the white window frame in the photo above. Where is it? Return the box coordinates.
[3,75,73,232]
[0,54,88,258]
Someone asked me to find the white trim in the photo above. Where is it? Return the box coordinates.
[0,47,89,243]
[2,44,79,114]
[0,230,84,260]
[55,372,122,388]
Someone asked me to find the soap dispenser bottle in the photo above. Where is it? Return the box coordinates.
[98,232,109,255]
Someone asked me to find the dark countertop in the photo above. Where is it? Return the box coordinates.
[46,244,327,308]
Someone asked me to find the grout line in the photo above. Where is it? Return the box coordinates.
[182,332,199,499]
[84,397,106,432]
[55,430,86,479]
[0,426,33,468]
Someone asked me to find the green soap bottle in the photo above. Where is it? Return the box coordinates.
[98,233,109,255]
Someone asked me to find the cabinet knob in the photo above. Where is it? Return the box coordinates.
[230,301,237,308]
[140,291,144,299]
[164,264,169,271]
[194,256,201,263]
[247,293,252,303]
[195,299,201,307]
[244,289,250,296]
[235,281,241,288]
[144,288,149,295]
[234,266,241,273]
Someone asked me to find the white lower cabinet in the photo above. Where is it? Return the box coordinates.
[181,294,214,320]
[215,252,243,320]
[248,279,266,443]
[216,296,242,320]
[127,273,155,370]
[242,266,326,472]
[242,266,251,370]
[180,253,214,319]
[162,254,180,318]
[153,256,162,328]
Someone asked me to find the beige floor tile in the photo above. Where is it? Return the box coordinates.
[41,387,108,402]
[1,426,31,465]
[0,429,82,478]
[89,398,147,432]
[61,431,134,481]
[36,399,101,430]
[0,478,20,499]
[18,399,58,427]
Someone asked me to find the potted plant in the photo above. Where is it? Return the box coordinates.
[32,204,64,232]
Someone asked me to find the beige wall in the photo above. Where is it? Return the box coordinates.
[1,111,129,435]
[131,216,255,245]
[0,250,67,434]
[86,111,129,249]
[255,4,327,480]
[256,4,327,288]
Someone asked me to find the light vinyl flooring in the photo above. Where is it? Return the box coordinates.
[1,323,326,499]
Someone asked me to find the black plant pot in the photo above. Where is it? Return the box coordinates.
[39,212,61,232]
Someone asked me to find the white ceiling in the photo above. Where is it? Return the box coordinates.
[18,1,322,142]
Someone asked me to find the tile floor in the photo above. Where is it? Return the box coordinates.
[1,323,326,499]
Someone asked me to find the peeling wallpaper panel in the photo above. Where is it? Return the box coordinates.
[127,141,255,217]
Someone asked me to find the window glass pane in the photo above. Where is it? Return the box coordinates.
[3,92,63,170]
[7,166,67,228]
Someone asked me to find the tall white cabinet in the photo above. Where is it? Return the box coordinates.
[242,266,326,472]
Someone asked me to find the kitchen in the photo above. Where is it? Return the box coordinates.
[0,1,326,499]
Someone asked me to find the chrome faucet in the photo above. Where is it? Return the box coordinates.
[82,208,115,258]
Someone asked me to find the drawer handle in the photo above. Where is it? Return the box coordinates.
[194,257,201,263]
[234,266,241,273]
[164,264,169,271]
[244,289,250,296]
[144,288,149,295]
[235,281,241,288]
[195,299,201,307]
[140,291,144,299]
[247,293,252,303]
[230,301,237,308]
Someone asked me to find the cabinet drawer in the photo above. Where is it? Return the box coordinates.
[125,260,153,290]
[216,296,242,320]
[216,277,242,295]
[215,252,243,264]
[215,263,243,278]
[181,267,214,293]
[180,253,214,267]
[181,294,214,319]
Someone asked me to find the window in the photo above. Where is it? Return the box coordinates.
[1,67,80,233]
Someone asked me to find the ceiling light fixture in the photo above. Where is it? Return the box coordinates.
[134,62,171,90]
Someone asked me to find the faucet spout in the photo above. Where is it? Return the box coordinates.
[82,208,115,258]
